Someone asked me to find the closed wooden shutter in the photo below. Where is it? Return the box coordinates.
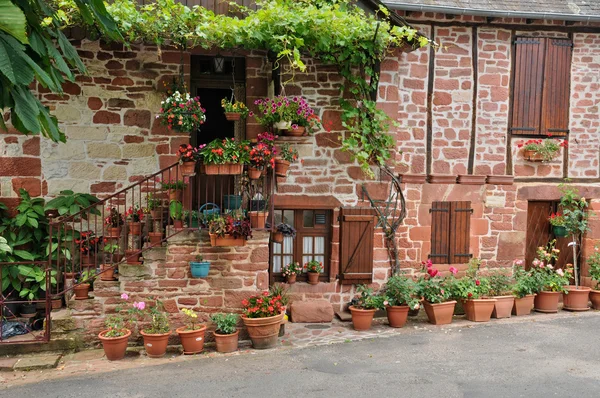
[511,38,546,135]
[430,202,450,264]
[540,39,572,136]
[339,207,376,283]
[449,201,473,264]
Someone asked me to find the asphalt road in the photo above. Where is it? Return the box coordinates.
[3,314,600,398]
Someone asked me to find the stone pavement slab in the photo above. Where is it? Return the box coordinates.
[0,358,18,372]
[13,354,61,371]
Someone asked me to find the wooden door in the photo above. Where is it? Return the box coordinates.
[339,207,376,284]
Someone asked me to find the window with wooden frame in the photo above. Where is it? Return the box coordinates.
[510,37,572,136]
[429,201,472,264]
[270,209,331,282]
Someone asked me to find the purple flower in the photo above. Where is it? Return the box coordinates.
[249,111,254,117]
[263,110,268,114]
[292,124,298,129]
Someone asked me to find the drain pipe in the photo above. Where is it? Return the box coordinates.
[382,2,600,23]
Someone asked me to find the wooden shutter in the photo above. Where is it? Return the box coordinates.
[449,201,473,264]
[429,202,450,264]
[511,37,546,135]
[540,39,572,136]
[339,207,376,283]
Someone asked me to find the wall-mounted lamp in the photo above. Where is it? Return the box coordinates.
[213,55,225,73]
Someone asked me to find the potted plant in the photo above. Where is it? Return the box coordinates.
[248,141,275,179]
[487,269,515,319]
[147,193,163,220]
[416,260,456,325]
[289,96,321,136]
[17,264,57,318]
[558,185,593,310]
[588,246,600,310]
[73,269,95,300]
[517,138,567,162]
[457,276,496,322]
[190,255,210,278]
[349,284,384,331]
[198,138,250,175]
[511,261,538,316]
[531,241,571,313]
[241,291,285,349]
[253,95,297,131]
[176,308,207,355]
[125,206,145,236]
[210,313,239,353]
[76,230,99,268]
[281,262,302,284]
[104,207,124,238]
[98,309,131,361]
[157,91,206,133]
[304,260,323,285]
[130,299,171,358]
[221,98,249,121]
[169,200,185,229]
[548,212,568,237]
[101,243,120,281]
[44,190,101,219]
[178,144,198,176]
[125,245,142,265]
[274,143,298,178]
[382,275,420,328]
[208,214,252,247]
[148,229,163,246]
[161,179,187,202]
[272,223,296,243]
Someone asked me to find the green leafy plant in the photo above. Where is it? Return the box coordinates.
[269,283,289,307]
[104,207,124,228]
[210,313,238,335]
[484,269,513,297]
[304,260,323,273]
[17,264,57,301]
[353,284,385,310]
[198,138,250,165]
[169,200,184,221]
[208,214,252,240]
[416,260,452,304]
[242,291,285,318]
[277,143,298,163]
[587,246,600,290]
[146,193,162,210]
[103,314,128,338]
[530,241,571,293]
[44,190,100,218]
[382,275,419,309]
[160,179,187,191]
[518,138,567,161]
[512,261,539,298]
[129,298,170,334]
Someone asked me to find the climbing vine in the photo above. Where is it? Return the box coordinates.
[53,0,431,174]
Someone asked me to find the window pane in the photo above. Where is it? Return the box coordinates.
[314,256,325,271]
[303,210,314,227]
[283,255,293,268]
[283,236,294,254]
[315,237,325,254]
[283,210,295,227]
[273,210,284,226]
[303,236,313,255]
[273,242,281,254]
[273,256,281,273]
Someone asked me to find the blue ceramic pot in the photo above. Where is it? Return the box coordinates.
[190,261,210,278]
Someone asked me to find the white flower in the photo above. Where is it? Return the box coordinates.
[556,269,564,276]
[547,264,553,270]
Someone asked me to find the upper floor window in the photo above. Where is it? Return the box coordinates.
[510,37,572,136]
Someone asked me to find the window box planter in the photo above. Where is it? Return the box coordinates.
[423,300,456,325]
[512,294,535,316]
[463,298,496,322]
[562,286,591,311]
[209,233,246,247]
[204,163,243,175]
[523,149,545,162]
[534,291,561,313]
[98,329,131,361]
[190,261,210,278]
[176,325,207,355]
[242,312,284,349]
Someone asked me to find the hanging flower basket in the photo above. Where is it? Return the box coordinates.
[553,225,568,237]
[248,167,262,180]
[225,112,242,121]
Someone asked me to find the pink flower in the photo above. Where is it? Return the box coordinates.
[557,269,564,276]
[121,293,129,300]
[546,264,553,270]
[532,259,540,267]
[133,301,146,310]
[514,259,523,266]
[449,266,458,275]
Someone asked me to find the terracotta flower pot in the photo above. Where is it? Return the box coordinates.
[150,209,162,220]
[590,290,600,310]
[64,272,76,281]
[140,330,171,358]
[214,330,239,353]
[51,297,62,311]
[128,221,142,236]
[148,232,162,245]
[492,296,515,319]
[274,159,290,177]
[349,306,377,331]
[181,161,196,176]
[176,325,207,355]
[423,300,456,325]
[249,211,268,229]
[107,227,121,239]
[562,286,591,311]
[225,112,242,121]
[242,313,284,349]
[169,190,183,202]
[286,274,297,284]
[534,291,562,313]
[271,231,284,243]
[248,167,262,180]
[307,271,319,285]
[463,299,497,322]
[512,294,536,316]
[125,250,142,265]
[173,220,184,229]
[98,329,131,361]
[386,305,409,328]
[100,264,116,281]
[209,233,246,247]
[73,283,90,300]
[284,126,305,136]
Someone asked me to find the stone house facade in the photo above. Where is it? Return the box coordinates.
[1,1,600,335]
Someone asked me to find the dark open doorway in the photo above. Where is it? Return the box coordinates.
[195,88,235,145]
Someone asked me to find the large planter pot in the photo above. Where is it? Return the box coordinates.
[190,261,210,278]
[562,286,591,311]
[242,313,284,349]
[534,291,562,313]
[512,294,536,316]
[307,271,320,285]
[98,329,131,361]
[181,161,196,176]
[214,330,239,353]
[386,305,409,328]
[523,149,544,162]
[223,195,242,210]
[73,283,90,300]
[20,302,37,318]
[225,112,242,121]
[423,300,456,325]
[492,296,515,319]
[209,233,246,247]
[286,274,297,285]
[140,330,171,358]
[283,126,305,136]
[463,299,497,322]
[204,163,243,175]
[176,325,207,355]
[106,227,121,239]
[128,222,142,236]
[100,264,116,281]
[274,159,290,177]
[552,225,569,238]
[349,306,377,331]
[590,290,600,310]
[248,167,262,180]
[249,211,268,229]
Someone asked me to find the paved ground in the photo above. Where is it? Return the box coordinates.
[1,311,600,397]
